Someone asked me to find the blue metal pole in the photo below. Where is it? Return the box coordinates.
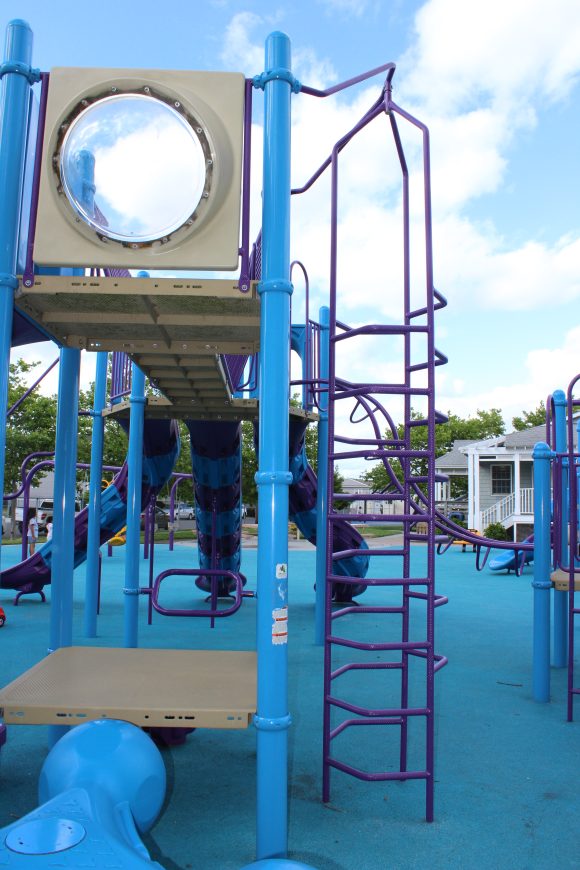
[48,346,80,747]
[0,21,35,565]
[315,307,329,646]
[254,31,293,860]
[49,347,80,654]
[552,389,567,667]
[123,363,146,648]
[84,351,108,637]
[532,441,553,702]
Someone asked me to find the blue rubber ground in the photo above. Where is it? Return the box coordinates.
[0,541,578,869]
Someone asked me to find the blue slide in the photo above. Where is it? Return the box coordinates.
[488,535,534,573]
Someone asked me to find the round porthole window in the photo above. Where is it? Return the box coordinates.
[57,91,213,246]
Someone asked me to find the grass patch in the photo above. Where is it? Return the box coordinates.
[358,525,403,538]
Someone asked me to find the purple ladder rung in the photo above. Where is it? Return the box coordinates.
[331,661,404,679]
[331,604,405,619]
[326,757,429,784]
[327,573,426,586]
[328,636,430,653]
[332,323,429,341]
[327,697,430,718]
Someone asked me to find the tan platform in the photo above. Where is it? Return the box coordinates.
[16,274,260,420]
[550,569,580,592]
[0,646,257,730]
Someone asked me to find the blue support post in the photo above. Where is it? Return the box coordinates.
[254,31,294,860]
[315,307,330,646]
[552,389,567,668]
[123,363,146,648]
[49,346,80,746]
[84,351,108,637]
[532,441,553,702]
[0,20,35,565]
[49,347,81,653]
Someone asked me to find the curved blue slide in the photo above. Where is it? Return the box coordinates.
[488,535,534,572]
[185,419,243,596]
[288,419,370,600]
[0,419,180,597]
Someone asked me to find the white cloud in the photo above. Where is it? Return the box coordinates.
[403,0,580,112]
[438,324,580,427]
[220,12,265,76]
[434,218,580,311]
[220,11,337,87]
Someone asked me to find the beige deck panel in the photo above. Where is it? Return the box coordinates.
[103,397,319,422]
[16,275,261,417]
[15,275,260,355]
[0,647,257,730]
[550,569,580,591]
[104,396,261,421]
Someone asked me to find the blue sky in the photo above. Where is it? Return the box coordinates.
[5,0,580,443]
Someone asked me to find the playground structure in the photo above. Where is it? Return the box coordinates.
[0,15,578,870]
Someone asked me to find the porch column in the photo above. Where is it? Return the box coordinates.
[467,451,476,528]
[514,457,521,517]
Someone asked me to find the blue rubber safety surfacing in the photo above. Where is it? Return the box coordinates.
[241,860,318,868]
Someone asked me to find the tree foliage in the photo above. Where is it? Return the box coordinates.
[512,401,546,431]
[239,395,345,511]
[6,360,58,495]
[361,408,506,493]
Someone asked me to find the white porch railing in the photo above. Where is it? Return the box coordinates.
[480,488,534,529]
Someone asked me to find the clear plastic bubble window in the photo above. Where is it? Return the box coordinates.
[58,93,211,245]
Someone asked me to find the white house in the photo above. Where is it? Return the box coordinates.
[341,478,402,516]
[435,424,551,541]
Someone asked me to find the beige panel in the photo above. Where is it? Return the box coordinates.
[34,67,245,270]
[0,647,257,729]
[551,569,580,591]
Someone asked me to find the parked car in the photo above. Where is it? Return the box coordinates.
[15,499,82,533]
[140,506,170,531]
[177,503,195,520]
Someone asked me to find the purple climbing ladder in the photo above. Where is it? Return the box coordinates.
[564,379,580,721]
[320,76,448,821]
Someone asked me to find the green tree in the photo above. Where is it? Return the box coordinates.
[239,397,345,514]
[361,408,505,493]
[512,401,546,431]
[5,360,58,497]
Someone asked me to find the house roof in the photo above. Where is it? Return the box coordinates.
[342,478,372,492]
[502,424,546,449]
[445,421,577,455]
[435,440,475,471]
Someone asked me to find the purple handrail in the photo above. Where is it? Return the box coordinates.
[6,357,59,419]
[151,568,244,623]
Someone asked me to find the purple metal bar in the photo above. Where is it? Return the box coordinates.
[300,62,395,99]
[237,79,254,293]
[151,568,243,618]
[6,356,59,418]
[566,373,580,721]
[110,352,132,402]
[22,72,50,288]
[147,503,156,626]
[168,473,191,551]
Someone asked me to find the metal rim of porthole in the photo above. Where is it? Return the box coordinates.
[51,84,215,250]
